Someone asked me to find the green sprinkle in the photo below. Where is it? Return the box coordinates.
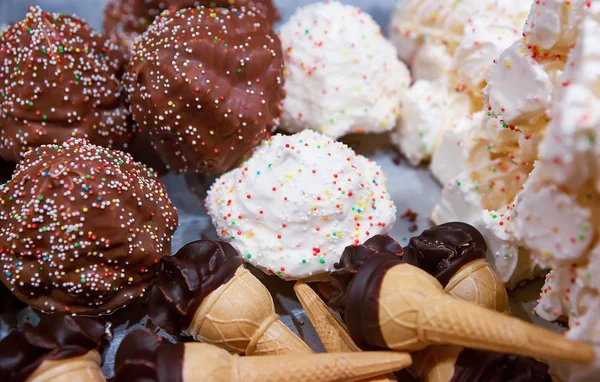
[302,259,307,264]
[319,259,325,264]
[247,253,252,259]
[38,196,44,201]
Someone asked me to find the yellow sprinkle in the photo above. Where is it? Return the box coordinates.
[128,277,134,282]
[83,208,88,213]
[505,61,511,68]
[198,63,203,68]
[285,173,294,179]
[168,101,173,106]
[209,130,215,135]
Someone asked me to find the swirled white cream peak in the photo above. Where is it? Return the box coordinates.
[205,130,397,280]
[279,1,411,139]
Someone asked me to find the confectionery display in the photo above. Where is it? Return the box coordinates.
[0,139,178,314]
[111,328,412,382]
[125,6,285,174]
[328,235,594,363]
[296,225,551,382]
[1,0,600,380]
[279,1,411,139]
[424,0,600,352]
[103,0,280,49]
[148,239,313,355]
[0,6,134,163]
[206,129,397,280]
[0,315,106,381]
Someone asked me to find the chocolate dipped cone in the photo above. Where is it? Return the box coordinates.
[402,222,509,312]
[329,245,595,364]
[412,345,553,382]
[114,328,413,382]
[0,316,106,382]
[26,351,104,382]
[149,240,313,355]
[294,282,396,382]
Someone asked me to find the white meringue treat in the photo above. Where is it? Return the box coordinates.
[388,0,530,84]
[279,1,411,139]
[205,130,397,280]
[390,0,530,167]
[391,79,471,166]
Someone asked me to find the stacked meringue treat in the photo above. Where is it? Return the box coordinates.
[0,0,599,381]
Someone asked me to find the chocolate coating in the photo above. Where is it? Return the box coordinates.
[125,6,285,174]
[403,222,487,287]
[112,328,184,382]
[0,281,26,314]
[0,159,15,185]
[148,240,242,335]
[104,0,280,48]
[329,235,404,349]
[451,348,552,382]
[0,139,178,314]
[0,6,134,163]
[0,315,105,381]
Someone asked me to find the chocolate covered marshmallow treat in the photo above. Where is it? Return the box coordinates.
[0,6,133,163]
[125,6,285,174]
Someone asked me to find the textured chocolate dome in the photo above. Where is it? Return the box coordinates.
[103,0,280,49]
[0,6,134,163]
[125,6,285,174]
[0,139,178,314]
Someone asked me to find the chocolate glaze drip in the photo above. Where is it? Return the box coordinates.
[148,240,243,336]
[329,235,404,349]
[451,348,552,382]
[0,315,105,381]
[403,222,487,287]
[112,328,184,382]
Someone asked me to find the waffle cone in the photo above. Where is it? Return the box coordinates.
[181,342,412,382]
[411,346,462,382]
[187,266,312,355]
[445,258,509,312]
[26,350,104,382]
[294,282,360,352]
[377,264,595,364]
[294,282,397,382]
